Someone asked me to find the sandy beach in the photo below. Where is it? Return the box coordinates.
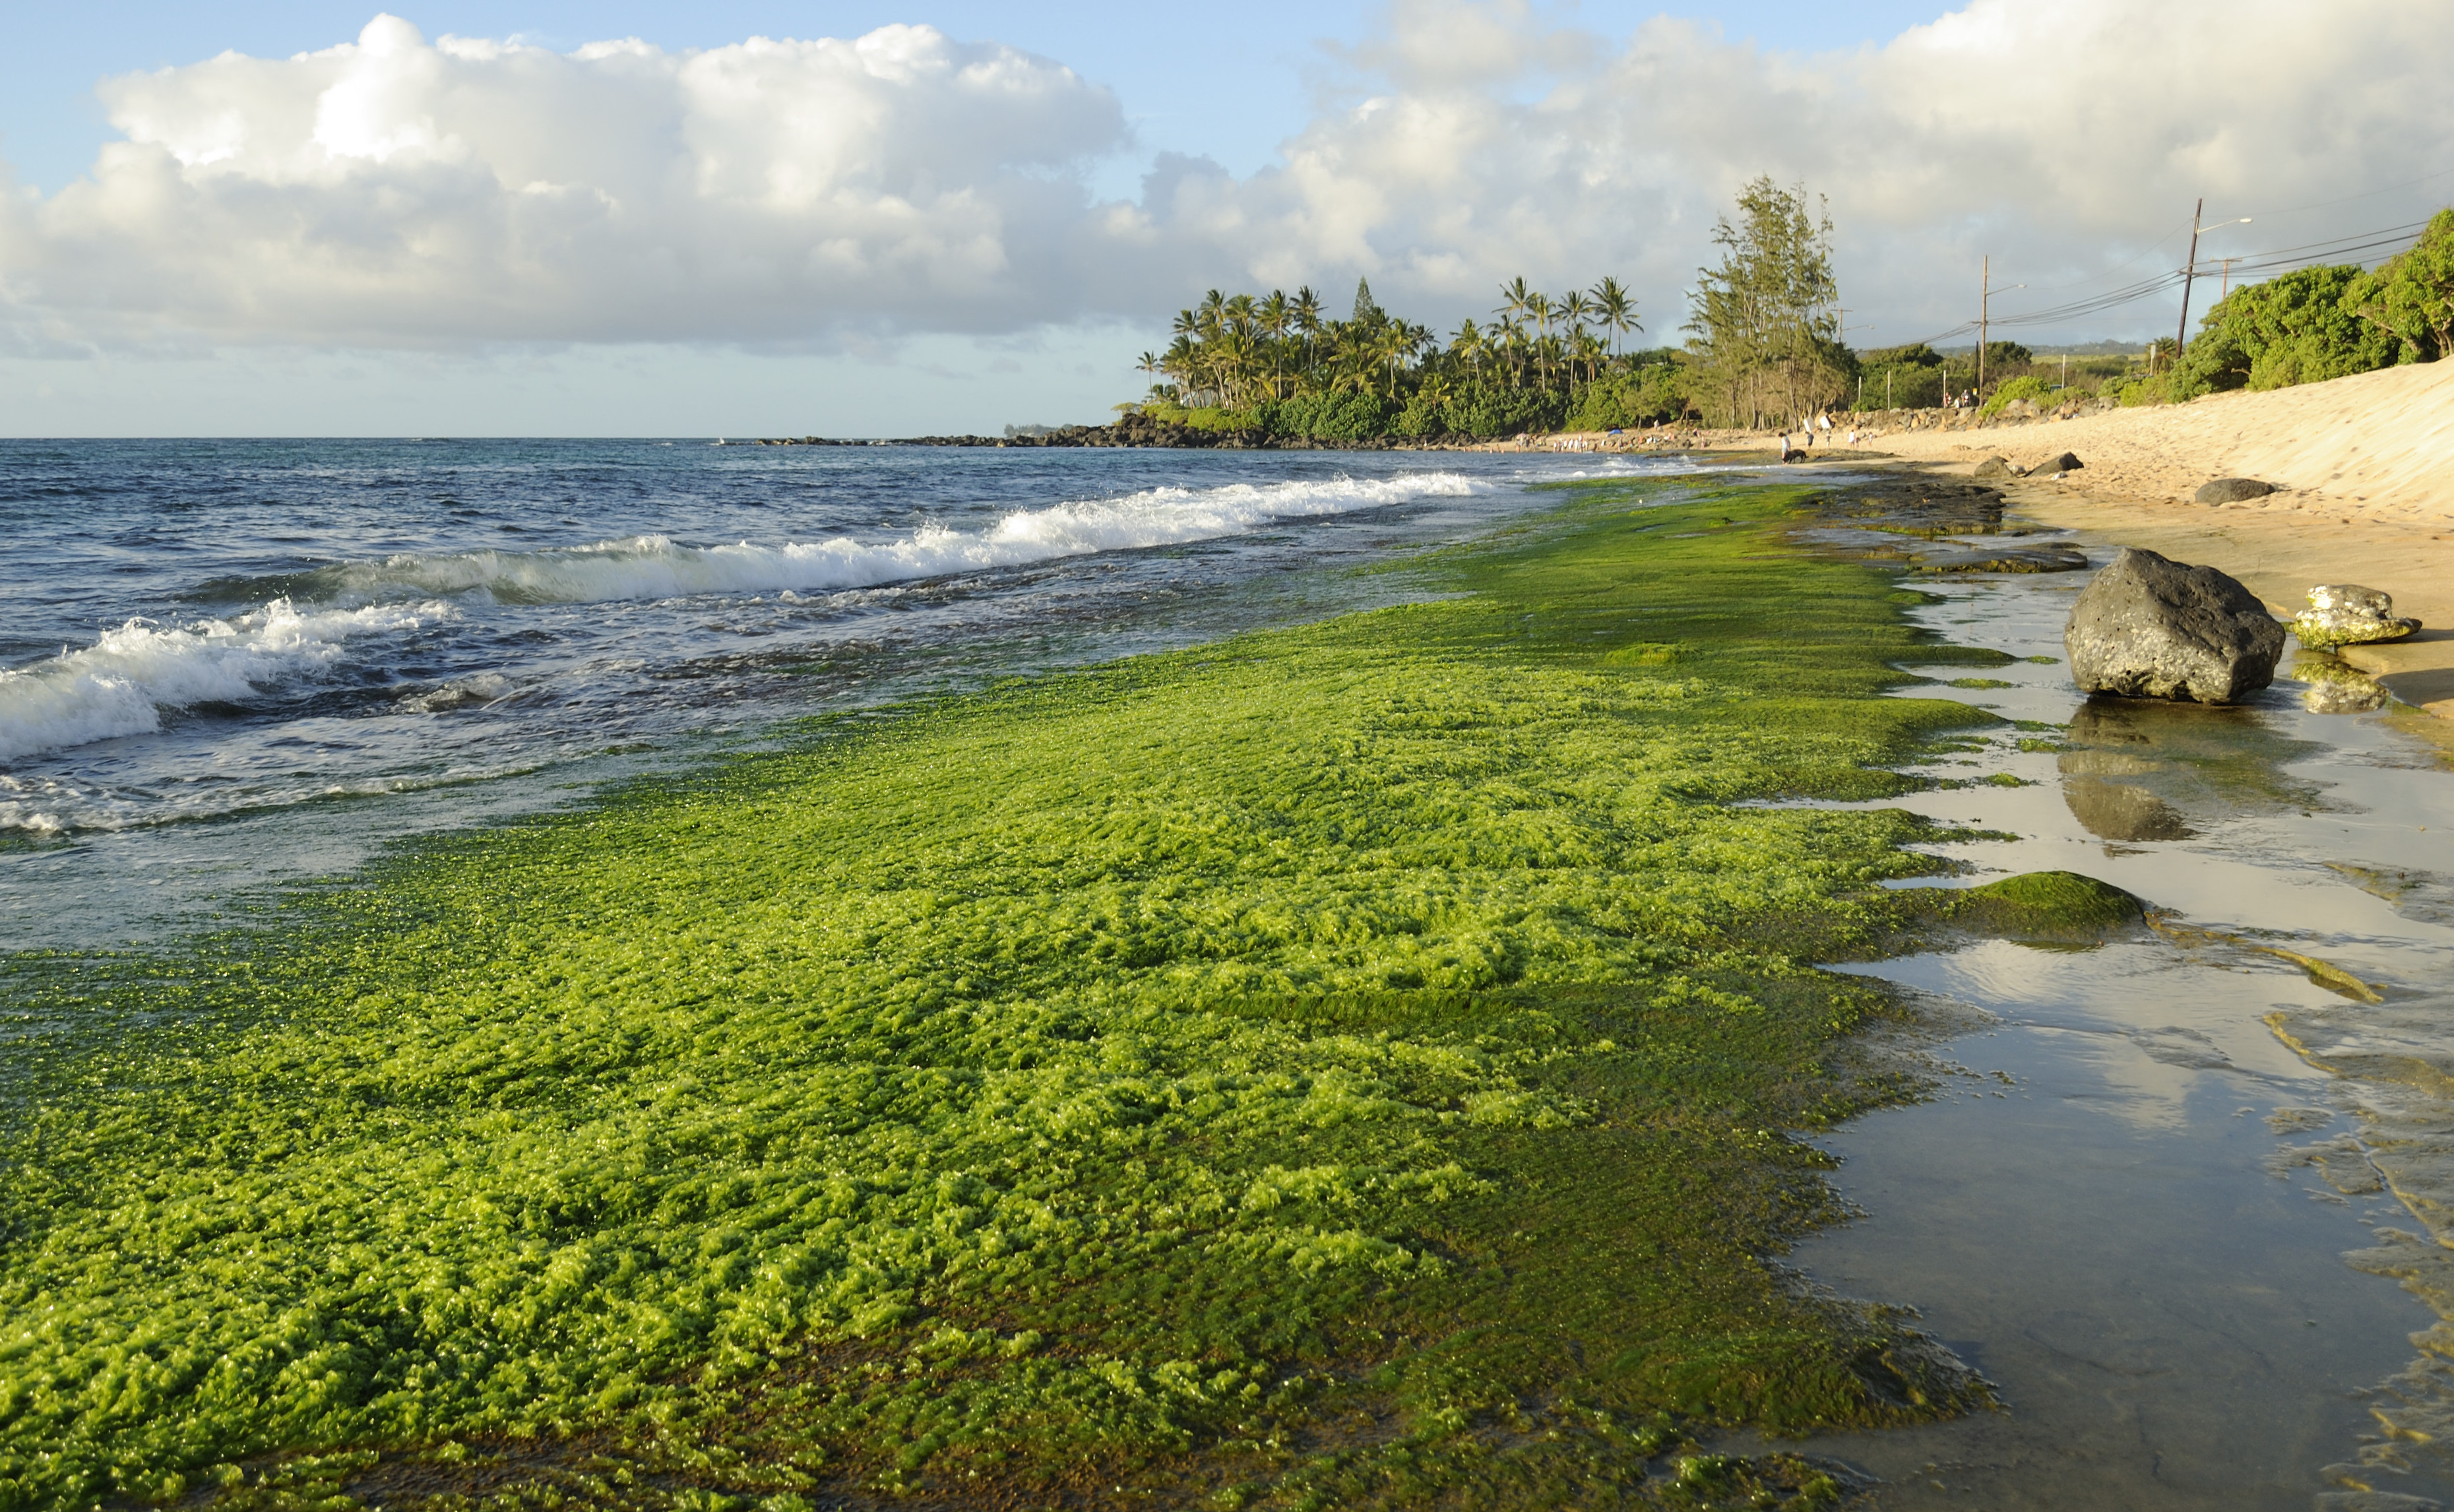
[1506,359,2454,723]
[1855,359,2454,724]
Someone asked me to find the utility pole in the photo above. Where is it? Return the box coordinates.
[1978,256,1990,398]
[2218,256,2242,299]
[2176,197,2205,360]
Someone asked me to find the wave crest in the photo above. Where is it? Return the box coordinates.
[276,472,1486,608]
[0,599,456,762]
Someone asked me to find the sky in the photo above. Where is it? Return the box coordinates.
[3,0,2451,436]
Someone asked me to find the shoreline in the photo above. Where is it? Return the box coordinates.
[3,480,2061,1508]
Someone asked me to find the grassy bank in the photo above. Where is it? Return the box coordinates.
[3,481,2014,1510]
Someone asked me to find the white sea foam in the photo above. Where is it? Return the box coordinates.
[0,598,455,762]
[308,472,1484,606]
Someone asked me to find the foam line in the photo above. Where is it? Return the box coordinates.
[285,472,1484,606]
[0,599,454,762]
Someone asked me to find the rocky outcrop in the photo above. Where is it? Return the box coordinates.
[2290,584,2422,650]
[2063,547,2286,704]
[2195,477,2275,503]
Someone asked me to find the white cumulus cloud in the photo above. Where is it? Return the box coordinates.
[4,0,2452,358]
[0,15,1130,348]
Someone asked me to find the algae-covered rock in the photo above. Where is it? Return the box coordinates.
[2063,547,2285,704]
[1901,870,2149,944]
[2290,583,2421,651]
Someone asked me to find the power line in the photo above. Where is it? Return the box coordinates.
[1869,212,2434,350]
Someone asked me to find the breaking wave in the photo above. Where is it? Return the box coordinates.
[0,599,455,762]
[212,472,1486,608]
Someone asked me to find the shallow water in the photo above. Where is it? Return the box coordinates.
[1735,546,2454,1508]
[0,441,1670,948]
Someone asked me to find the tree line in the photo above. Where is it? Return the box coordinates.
[1125,181,2454,441]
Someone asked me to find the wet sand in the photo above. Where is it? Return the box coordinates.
[1979,478,2454,726]
[1725,559,2454,1508]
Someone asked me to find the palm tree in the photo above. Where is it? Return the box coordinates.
[1590,276,1640,360]
[1495,276,1533,325]
[1259,290,1291,398]
[1450,318,1487,377]
[1571,329,1606,390]
[1558,290,1592,389]
[1137,350,1161,395]
[1525,292,1555,389]
[1292,285,1323,386]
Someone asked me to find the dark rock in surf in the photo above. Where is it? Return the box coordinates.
[2063,547,2286,704]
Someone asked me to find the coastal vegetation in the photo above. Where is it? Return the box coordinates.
[1124,192,2454,438]
[1135,274,1683,442]
[2135,210,2454,404]
[1,480,2035,1510]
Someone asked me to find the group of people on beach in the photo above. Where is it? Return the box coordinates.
[1778,411,1861,460]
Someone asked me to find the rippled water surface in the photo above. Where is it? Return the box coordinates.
[1730,550,2454,1509]
[1,439,1668,946]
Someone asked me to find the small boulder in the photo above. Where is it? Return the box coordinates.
[2290,583,2422,650]
[2030,451,2083,476]
[2195,477,2275,504]
[1972,455,2016,479]
[2063,547,2286,704]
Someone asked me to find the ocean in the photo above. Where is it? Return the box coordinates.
[0,439,1673,949]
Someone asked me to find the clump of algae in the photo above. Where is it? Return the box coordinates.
[1922,870,2149,945]
[0,482,2007,1510]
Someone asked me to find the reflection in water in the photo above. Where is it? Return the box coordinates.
[1751,556,2454,1509]
[2056,695,2326,842]
[2292,651,2395,714]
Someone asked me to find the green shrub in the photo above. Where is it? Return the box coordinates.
[1564,365,1687,431]
[1978,375,2052,417]
[2182,264,2400,394]
[2349,207,2454,362]
[1141,399,1265,433]
[1439,381,1563,439]
[1273,391,1394,441]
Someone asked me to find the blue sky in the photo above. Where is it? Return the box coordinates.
[3,0,2446,435]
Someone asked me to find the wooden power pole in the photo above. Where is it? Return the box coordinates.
[2176,197,2205,360]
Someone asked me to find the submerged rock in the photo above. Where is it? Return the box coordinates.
[1913,544,2090,574]
[1898,870,2150,943]
[2195,477,2275,503]
[2063,547,2286,704]
[2290,583,2422,650]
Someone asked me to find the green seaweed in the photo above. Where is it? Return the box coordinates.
[1910,869,2149,945]
[0,482,2001,1510]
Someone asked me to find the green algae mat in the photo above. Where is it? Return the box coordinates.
[3,481,2027,1511]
